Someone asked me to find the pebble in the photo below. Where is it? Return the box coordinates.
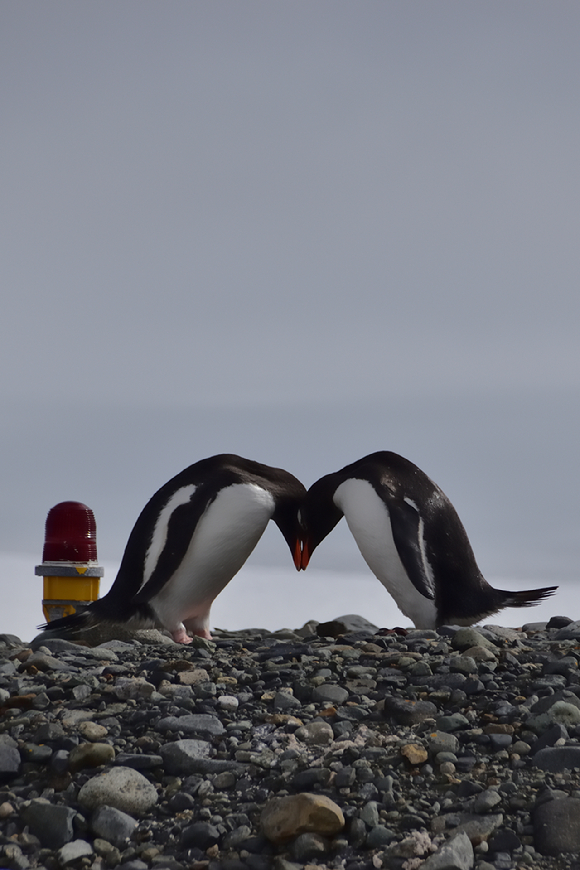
[57,839,94,865]
[261,793,345,844]
[91,805,138,847]
[1,616,580,869]
[68,741,116,771]
[78,766,159,815]
[421,831,473,869]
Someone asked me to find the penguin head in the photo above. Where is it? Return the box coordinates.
[298,474,344,570]
[271,485,308,572]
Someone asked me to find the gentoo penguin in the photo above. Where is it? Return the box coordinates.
[39,454,306,643]
[299,451,557,628]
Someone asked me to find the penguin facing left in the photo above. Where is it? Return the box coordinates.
[39,454,306,643]
[299,451,557,629]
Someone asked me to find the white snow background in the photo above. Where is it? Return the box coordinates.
[2,552,575,644]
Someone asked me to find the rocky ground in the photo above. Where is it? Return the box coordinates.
[2,614,580,870]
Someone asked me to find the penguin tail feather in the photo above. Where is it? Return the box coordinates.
[501,585,559,609]
[37,606,101,638]
[37,601,155,639]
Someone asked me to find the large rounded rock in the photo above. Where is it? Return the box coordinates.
[78,767,158,816]
[534,797,580,855]
[532,747,580,773]
[261,793,344,844]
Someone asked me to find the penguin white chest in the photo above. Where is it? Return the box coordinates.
[148,483,275,621]
[333,478,437,628]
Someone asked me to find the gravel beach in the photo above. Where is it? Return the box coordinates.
[2,615,580,870]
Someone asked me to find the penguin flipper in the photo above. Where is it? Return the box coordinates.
[133,489,216,602]
[386,497,436,601]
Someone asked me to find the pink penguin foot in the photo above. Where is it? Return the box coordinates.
[191,627,212,640]
[171,626,193,644]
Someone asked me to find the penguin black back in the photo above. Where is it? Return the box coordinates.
[300,451,557,628]
[38,454,306,643]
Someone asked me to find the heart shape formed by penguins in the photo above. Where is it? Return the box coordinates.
[38,451,557,643]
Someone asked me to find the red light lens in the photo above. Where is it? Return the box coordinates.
[42,501,98,562]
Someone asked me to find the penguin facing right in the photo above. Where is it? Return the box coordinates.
[38,454,306,643]
[299,451,557,629]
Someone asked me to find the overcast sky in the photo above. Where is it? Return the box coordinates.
[2,3,580,614]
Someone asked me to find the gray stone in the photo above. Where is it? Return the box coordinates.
[488,733,512,751]
[292,768,332,790]
[91,805,138,848]
[290,832,328,861]
[180,821,220,849]
[532,747,580,773]
[51,749,70,774]
[445,813,503,845]
[359,801,380,827]
[534,797,580,855]
[473,789,502,814]
[527,701,580,734]
[435,713,470,732]
[366,824,397,848]
[554,621,580,640]
[222,824,252,850]
[0,737,20,781]
[57,840,94,865]
[158,739,211,775]
[323,614,378,635]
[488,829,521,852]
[451,628,497,652]
[172,757,247,775]
[450,655,477,674]
[426,731,460,755]
[114,752,164,770]
[113,677,156,700]
[530,723,568,755]
[68,741,116,771]
[261,793,345,844]
[383,696,438,725]
[295,719,334,745]
[212,770,237,789]
[421,831,474,869]
[273,690,302,710]
[0,843,29,870]
[311,683,349,705]
[20,799,76,848]
[78,767,159,815]
[334,766,356,787]
[0,634,24,646]
[155,713,225,736]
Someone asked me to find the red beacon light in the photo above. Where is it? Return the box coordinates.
[42,501,98,562]
[35,501,104,623]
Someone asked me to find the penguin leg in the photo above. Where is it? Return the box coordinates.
[171,624,194,644]
[183,610,212,640]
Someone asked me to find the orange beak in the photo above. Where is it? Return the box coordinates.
[293,537,302,571]
[300,538,310,570]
